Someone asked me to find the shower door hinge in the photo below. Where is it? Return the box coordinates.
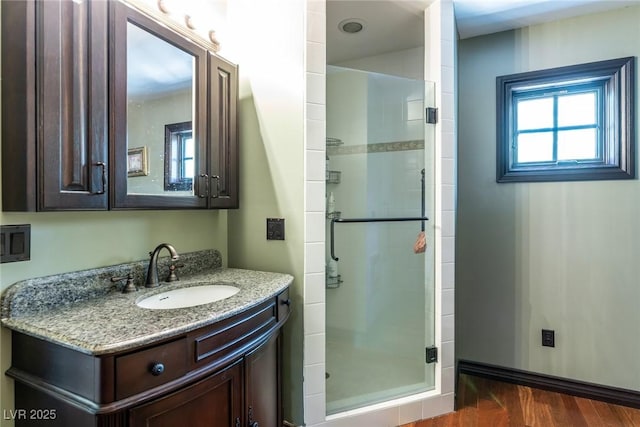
[425,107,438,124]
[426,346,438,364]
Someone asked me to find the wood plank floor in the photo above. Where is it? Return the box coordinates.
[400,374,640,426]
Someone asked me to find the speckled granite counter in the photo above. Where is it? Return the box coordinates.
[1,250,293,356]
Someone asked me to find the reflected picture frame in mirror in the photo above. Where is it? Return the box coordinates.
[127,146,148,177]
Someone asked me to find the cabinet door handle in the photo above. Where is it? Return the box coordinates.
[94,161,106,195]
[281,298,291,306]
[248,406,258,427]
[149,362,165,376]
[210,175,220,199]
[197,173,209,198]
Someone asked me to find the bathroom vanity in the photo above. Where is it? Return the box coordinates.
[1,250,292,427]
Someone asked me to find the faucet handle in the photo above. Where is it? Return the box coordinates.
[111,273,137,293]
[166,264,185,282]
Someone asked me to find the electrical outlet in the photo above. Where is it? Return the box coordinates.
[266,218,285,240]
[542,329,555,347]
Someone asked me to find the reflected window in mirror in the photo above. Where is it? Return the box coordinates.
[164,121,194,191]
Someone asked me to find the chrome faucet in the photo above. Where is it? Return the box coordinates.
[145,243,180,288]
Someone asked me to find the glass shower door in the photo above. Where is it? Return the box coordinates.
[325,66,436,415]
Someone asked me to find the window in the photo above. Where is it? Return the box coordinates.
[164,121,194,191]
[496,57,635,182]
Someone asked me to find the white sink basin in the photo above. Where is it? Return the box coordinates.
[136,284,240,309]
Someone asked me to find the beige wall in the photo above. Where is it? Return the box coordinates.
[457,5,640,390]
[225,0,306,424]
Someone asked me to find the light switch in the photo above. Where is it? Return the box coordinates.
[266,218,285,240]
[1,224,31,263]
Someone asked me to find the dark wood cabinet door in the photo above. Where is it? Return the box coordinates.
[129,361,243,427]
[209,54,239,209]
[245,333,280,427]
[109,1,208,210]
[39,0,108,210]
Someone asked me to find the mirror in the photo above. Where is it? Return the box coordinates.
[125,22,195,196]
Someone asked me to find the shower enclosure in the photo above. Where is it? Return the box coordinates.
[325,66,436,415]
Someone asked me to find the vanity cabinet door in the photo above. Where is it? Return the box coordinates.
[209,54,239,209]
[245,333,281,427]
[39,0,109,210]
[1,0,109,211]
[129,360,243,427]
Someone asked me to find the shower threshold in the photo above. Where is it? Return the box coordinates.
[326,381,435,416]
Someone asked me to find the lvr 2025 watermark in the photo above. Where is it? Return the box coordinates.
[3,409,57,420]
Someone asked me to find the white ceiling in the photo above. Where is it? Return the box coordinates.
[327,0,639,64]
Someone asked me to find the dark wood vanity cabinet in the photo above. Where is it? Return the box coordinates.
[1,0,239,211]
[1,0,109,211]
[7,289,290,427]
[127,337,278,427]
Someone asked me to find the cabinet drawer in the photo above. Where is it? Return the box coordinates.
[193,300,276,366]
[115,338,187,400]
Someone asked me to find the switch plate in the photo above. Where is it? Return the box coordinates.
[1,224,31,263]
[266,218,285,240]
[542,329,555,347]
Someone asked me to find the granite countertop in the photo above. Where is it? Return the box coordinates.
[1,250,293,356]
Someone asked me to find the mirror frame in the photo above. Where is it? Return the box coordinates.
[110,0,207,209]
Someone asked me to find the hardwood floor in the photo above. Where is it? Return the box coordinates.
[400,374,640,426]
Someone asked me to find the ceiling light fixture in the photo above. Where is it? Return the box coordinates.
[339,18,365,34]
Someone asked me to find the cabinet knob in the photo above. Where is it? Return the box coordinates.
[281,298,291,306]
[249,422,259,427]
[149,362,165,376]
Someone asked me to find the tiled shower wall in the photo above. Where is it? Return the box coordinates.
[303,1,456,425]
[304,0,328,424]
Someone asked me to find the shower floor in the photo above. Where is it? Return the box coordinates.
[326,330,432,414]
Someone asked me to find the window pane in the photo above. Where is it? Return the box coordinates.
[183,137,194,158]
[170,141,179,180]
[517,97,553,130]
[558,92,596,127]
[557,128,597,160]
[517,132,554,163]
[184,159,194,179]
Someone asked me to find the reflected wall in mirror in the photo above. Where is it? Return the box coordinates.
[126,22,195,196]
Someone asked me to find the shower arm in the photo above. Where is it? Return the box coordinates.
[330,216,429,261]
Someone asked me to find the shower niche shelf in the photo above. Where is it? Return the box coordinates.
[326,170,341,184]
[326,274,343,289]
